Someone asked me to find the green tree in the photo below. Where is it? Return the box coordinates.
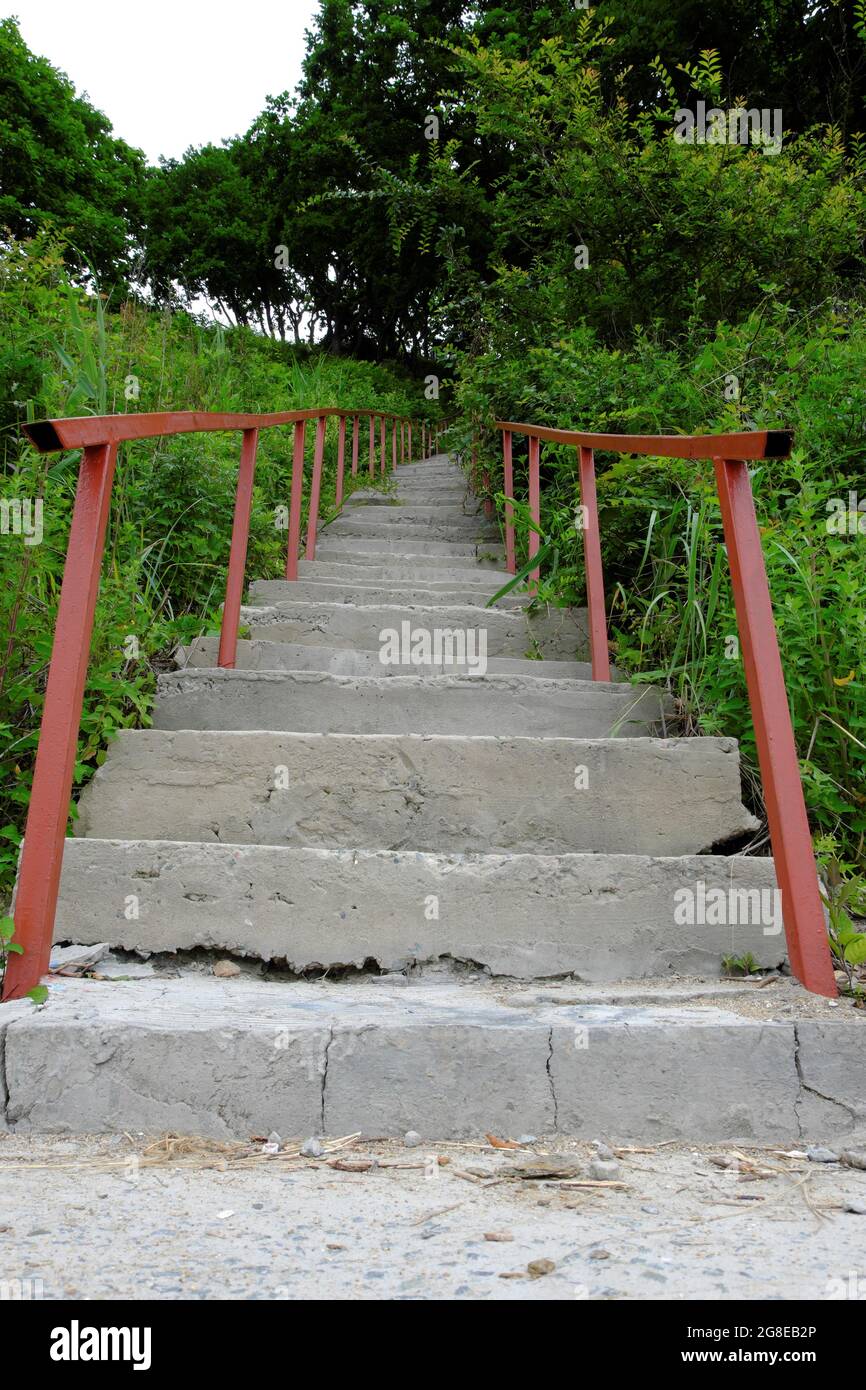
[0,16,146,284]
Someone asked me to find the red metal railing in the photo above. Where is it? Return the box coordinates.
[3,406,416,1000]
[492,419,836,998]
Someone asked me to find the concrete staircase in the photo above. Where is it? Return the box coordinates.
[3,455,862,1142]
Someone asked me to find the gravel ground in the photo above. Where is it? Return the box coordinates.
[1,1132,865,1301]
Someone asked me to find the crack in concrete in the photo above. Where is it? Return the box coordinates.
[0,1020,9,1129]
[321,1026,335,1132]
[793,1022,859,1138]
[546,1027,558,1131]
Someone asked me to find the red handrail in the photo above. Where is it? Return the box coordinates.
[492,418,835,998]
[3,406,418,1000]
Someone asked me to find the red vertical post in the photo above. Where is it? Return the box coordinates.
[218,428,258,670]
[578,447,611,682]
[334,415,347,508]
[482,468,494,521]
[3,442,118,999]
[305,415,327,559]
[368,415,375,478]
[351,416,359,477]
[713,457,836,996]
[408,423,413,462]
[285,419,306,580]
[400,421,405,465]
[391,418,397,472]
[528,434,541,594]
[379,414,386,478]
[502,430,516,575]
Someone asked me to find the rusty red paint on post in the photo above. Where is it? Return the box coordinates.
[502,431,516,575]
[2,442,118,999]
[380,415,386,478]
[391,418,397,472]
[400,421,405,465]
[285,419,306,580]
[368,416,375,478]
[218,428,258,670]
[713,457,836,996]
[351,416,359,477]
[305,415,327,560]
[577,447,611,682]
[408,424,412,462]
[335,415,347,507]
[528,435,541,592]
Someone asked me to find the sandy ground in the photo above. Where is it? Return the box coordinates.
[1,1132,865,1301]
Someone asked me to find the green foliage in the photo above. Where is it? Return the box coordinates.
[721,952,762,977]
[0,17,146,284]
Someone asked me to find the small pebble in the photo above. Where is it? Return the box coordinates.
[403,1131,422,1148]
[267,1131,281,1145]
[593,1141,616,1161]
[483,1232,514,1242]
[527,1258,555,1278]
[517,1135,537,1146]
[806,1146,839,1163]
[588,1158,620,1181]
[213,959,240,978]
[300,1137,324,1158]
[641,1204,660,1215]
[845,1200,866,1215]
[841,1150,866,1170]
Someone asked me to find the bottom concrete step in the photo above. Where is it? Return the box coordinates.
[54,838,785,980]
[3,975,863,1141]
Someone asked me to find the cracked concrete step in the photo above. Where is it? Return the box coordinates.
[152,670,666,737]
[244,579,526,610]
[4,976,860,1140]
[241,600,589,662]
[178,636,601,681]
[53,840,785,981]
[73,731,757,856]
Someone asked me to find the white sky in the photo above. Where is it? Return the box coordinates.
[8,0,320,162]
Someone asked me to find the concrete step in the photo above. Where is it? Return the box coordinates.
[297,558,517,587]
[324,517,498,542]
[53,839,784,981]
[178,636,601,682]
[245,580,526,610]
[341,505,484,523]
[74,730,757,857]
[242,600,589,662]
[312,545,504,570]
[348,491,474,506]
[152,670,669,737]
[316,537,505,560]
[10,973,857,1141]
